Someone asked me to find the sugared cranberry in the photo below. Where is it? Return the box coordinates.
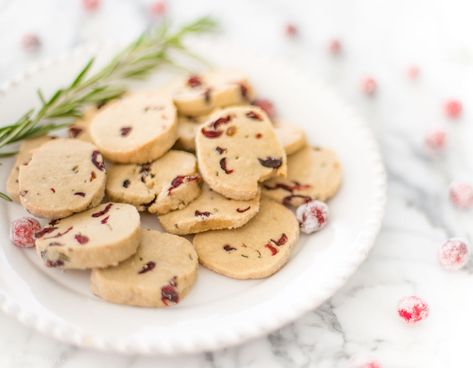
[285,23,298,37]
[10,217,42,248]
[120,126,132,137]
[361,77,377,96]
[82,0,100,12]
[425,129,447,152]
[246,111,262,121]
[253,99,275,119]
[138,261,156,274]
[438,238,470,271]
[361,362,382,368]
[150,0,166,16]
[187,75,202,88]
[444,99,462,119]
[258,157,283,169]
[21,33,41,53]
[236,206,251,213]
[91,150,105,171]
[68,126,83,138]
[74,234,89,244]
[449,181,473,209]
[397,296,429,325]
[406,65,420,80]
[265,243,278,256]
[161,285,179,305]
[296,200,329,234]
[91,203,113,217]
[219,158,234,174]
[328,39,342,55]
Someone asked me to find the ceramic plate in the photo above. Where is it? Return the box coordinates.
[0,40,386,355]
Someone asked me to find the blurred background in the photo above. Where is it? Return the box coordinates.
[2,0,473,367]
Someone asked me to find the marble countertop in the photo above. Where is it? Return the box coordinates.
[2,0,473,367]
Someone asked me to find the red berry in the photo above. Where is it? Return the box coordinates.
[449,181,473,209]
[438,238,469,271]
[253,99,275,119]
[21,33,41,52]
[285,23,298,37]
[361,362,382,368]
[296,200,329,234]
[424,128,447,152]
[328,39,342,55]
[150,0,167,16]
[397,296,429,325]
[406,65,420,80]
[82,0,100,11]
[10,217,42,248]
[444,99,462,119]
[361,77,377,96]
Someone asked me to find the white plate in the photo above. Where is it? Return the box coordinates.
[0,40,386,355]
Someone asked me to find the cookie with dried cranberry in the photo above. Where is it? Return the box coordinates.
[196,106,287,200]
[90,228,198,308]
[89,92,177,164]
[159,184,260,235]
[173,70,254,116]
[18,139,106,219]
[6,135,56,203]
[67,106,97,143]
[106,150,201,215]
[193,199,299,279]
[262,146,342,207]
[274,122,307,155]
[36,202,140,270]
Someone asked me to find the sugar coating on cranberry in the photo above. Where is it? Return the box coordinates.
[21,33,41,52]
[444,99,462,119]
[285,23,298,37]
[438,238,469,271]
[425,129,447,152]
[10,217,42,248]
[361,77,377,96]
[406,65,420,80]
[82,0,100,11]
[150,0,166,16]
[328,39,342,55]
[361,361,382,368]
[296,200,329,234]
[397,295,429,325]
[449,181,473,209]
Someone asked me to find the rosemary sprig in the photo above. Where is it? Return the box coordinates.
[0,16,217,151]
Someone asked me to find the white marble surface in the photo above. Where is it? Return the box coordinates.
[1,0,473,366]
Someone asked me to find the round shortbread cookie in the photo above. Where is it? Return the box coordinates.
[36,202,140,270]
[89,92,177,163]
[175,115,198,151]
[18,139,106,219]
[196,106,287,200]
[173,70,255,116]
[67,106,97,143]
[193,199,299,279]
[262,146,342,207]
[106,150,201,215]
[158,184,260,235]
[274,122,307,155]
[6,135,56,203]
[90,229,198,308]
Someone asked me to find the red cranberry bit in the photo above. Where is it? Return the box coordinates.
[438,238,470,271]
[264,181,311,193]
[283,194,312,207]
[169,276,178,287]
[271,233,288,246]
[74,234,89,245]
[91,203,113,217]
[397,296,429,325]
[425,129,447,152]
[444,99,462,119]
[45,259,65,268]
[168,175,198,194]
[361,362,382,368]
[120,126,132,137]
[265,243,278,256]
[150,0,166,16]
[223,244,236,252]
[239,82,249,100]
[211,115,232,130]
[91,150,105,171]
[215,146,227,154]
[201,127,223,138]
[90,171,97,182]
[45,226,73,239]
[35,226,57,239]
[186,75,202,88]
[161,285,179,306]
[49,219,60,226]
[328,39,342,55]
[296,200,329,234]
[258,157,283,169]
[82,0,100,11]
[236,206,251,213]
[74,192,86,197]
[122,179,130,188]
[285,23,298,38]
[219,158,234,174]
[361,77,377,96]
[68,126,83,138]
[203,88,212,104]
[449,181,473,209]
[100,216,110,225]
[50,188,56,193]
[10,217,42,248]
[195,210,211,217]
[138,261,156,274]
[406,65,420,80]
[253,99,275,119]
[255,133,263,139]
[21,33,41,53]
[246,111,262,121]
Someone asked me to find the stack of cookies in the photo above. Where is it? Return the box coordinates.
[7,70,342,308]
